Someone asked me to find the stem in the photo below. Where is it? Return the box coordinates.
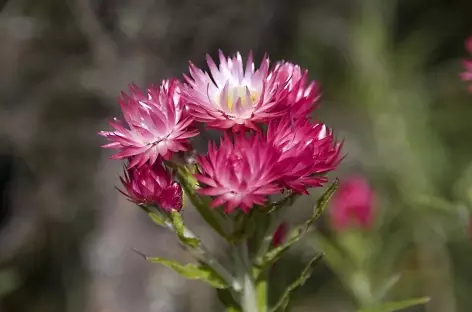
[234,242,259,312]
[164,220,241,291]
[256,268,268,312]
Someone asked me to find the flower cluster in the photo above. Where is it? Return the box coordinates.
[461,37,472,92]
[100,50,342,214]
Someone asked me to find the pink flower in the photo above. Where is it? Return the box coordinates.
[182,50,288,131]
[271,222,288,247]
[99,79,199,168]
[195,133,282,213]
[268,116,342,194]
[119,160,183,211]
[461,37,472,92]
[330,176,374,231]
[270,61,321,119]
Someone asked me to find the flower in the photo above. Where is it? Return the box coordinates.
[461,37,472,92]
[270,61,320,118]
[195,133,282,213]
[271,222,288,247]
[330,176,374,231]
[119,160,183,211]
[99,79,199,168]
[182,50,288,130]
[267,116,342,194]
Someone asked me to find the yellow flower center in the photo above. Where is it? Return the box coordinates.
[225,86,258,111]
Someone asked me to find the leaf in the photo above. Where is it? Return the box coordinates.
[257,180,339,267]
[265,192,298,213]
[372,274,401,303]
[357,297,430,312]
[146,256,229,289]
[217,289,242,312]
[270,254,324,312]
[176,166,227,238]
[169,210,200,248]
[140,205,167,227]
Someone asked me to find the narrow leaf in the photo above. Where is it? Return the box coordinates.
[357,297,430,312]
[146,256,229,289]
[170,210,200,248]
[139,205,167,227]
[257,180,339,267]
[176,166,227,238]
[217,289,242,312]
[270,254,324,312]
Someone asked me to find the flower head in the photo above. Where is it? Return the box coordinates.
[119,160,183,211]
[270,61,320,118]
[268,116,342,194]
[330,176,374,231]
[99,79,199,168]
[182,50,288,130]
[461,37,472,92]
[195,133,282,213]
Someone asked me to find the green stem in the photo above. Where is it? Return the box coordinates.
[256,268,268,312]
[163,219,241,291]
[234,242,259,312]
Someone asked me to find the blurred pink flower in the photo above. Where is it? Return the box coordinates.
[99,79,199,168]
[272,222,288,247]
[182,50,289,131]
[461,37,472,92]
[119,160,183,211]
[267,115,342,194]
[195,133,282,213]
[330,176,374,231]
[270,61,321,118]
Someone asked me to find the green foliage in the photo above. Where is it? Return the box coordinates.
[270,254,324,312]
[146,256,229,289]
[176,166,228,238]
[357,297,430,312]
[169,210,200,248]
[257,180,339,268]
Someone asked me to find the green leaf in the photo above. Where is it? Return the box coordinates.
[265,192,298,214]
[146,256,229,289]
[217,289,242,312]
[176,166,227,238]
[357,297,430,312]
[169,210,200,248]
[140,205,167,227]
[257,180,339,267]
[270,254,324,312]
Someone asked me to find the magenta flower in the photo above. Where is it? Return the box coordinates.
[119,160,183,211]
[99,79,199,168]
[182,50,288,131]
[267,116,342,194]
[271,222,288,247]
[195,133,282,213]
[270,61,321,118]
[461,37,472,92]
[330,176,374,231]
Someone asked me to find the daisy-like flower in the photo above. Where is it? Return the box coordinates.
[461,36,472,92]
[270,61,321,118]
[330,176,375,231]
[182,50,288,130]
[267,116,342,194]
[119,160,183,211]
[195,133,282,213]
[99,79,199,168]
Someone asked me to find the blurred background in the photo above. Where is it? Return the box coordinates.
[1,0,472,311]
